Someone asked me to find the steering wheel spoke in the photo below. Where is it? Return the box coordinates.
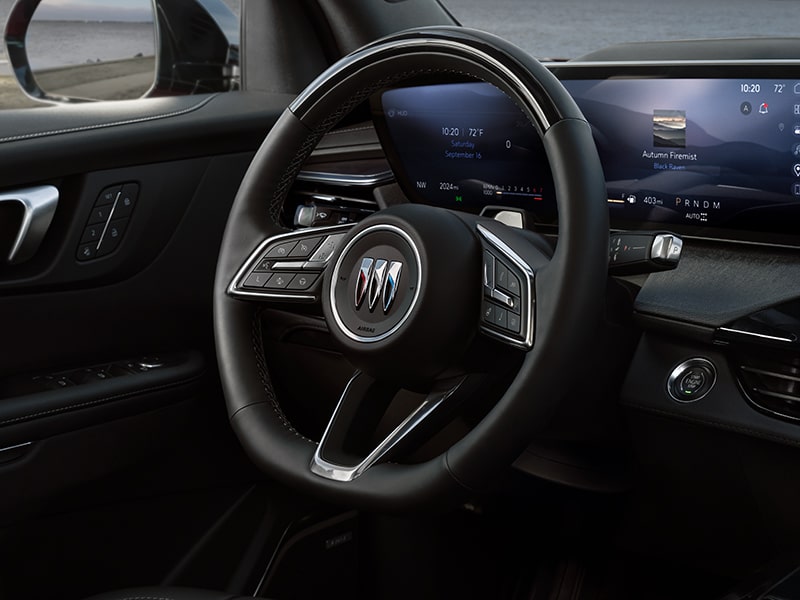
[227,224,353,302]
[311,371,479,482]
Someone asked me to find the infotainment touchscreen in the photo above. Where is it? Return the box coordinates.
[377,76,800,243]
[563,77,800,236]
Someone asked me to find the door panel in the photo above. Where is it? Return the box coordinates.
[0,90,290,599]
[0,2,464,596]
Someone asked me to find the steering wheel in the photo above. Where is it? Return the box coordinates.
[213,26,608,511]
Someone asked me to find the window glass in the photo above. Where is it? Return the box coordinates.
[442,0,800,60]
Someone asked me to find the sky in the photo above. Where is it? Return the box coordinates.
[32,0,153,22]
[445,0,800,59]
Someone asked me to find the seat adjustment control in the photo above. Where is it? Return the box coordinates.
[76,183,138,262]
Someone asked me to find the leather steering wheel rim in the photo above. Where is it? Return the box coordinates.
[213,26,609,511]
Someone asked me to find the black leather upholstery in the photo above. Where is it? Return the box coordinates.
[84,587,254,600]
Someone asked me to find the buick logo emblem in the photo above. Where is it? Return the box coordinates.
[354,257,403,314]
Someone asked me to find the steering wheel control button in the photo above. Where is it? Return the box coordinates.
[288,236,324,258]
[490,288,514,310]
[667,358,717,403]
[493,306,508,329]
[482,301,495,323]
[507,312,521,334]
[483,251,495,290]
[244,272,270,288]
[228,225,353,301]
[309,234,346,263]
[477,226,535,349]
[496,261,510,289]
[265,273,292,289]
[265,240,298,259]
[503,268,521,296]
[287,273,319,290]
[270,261,306,270]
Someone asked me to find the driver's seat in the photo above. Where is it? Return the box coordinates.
[86,587,258,600]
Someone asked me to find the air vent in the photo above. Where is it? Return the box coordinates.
[735,352,800,422]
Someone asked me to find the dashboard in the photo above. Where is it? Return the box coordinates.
[270,45,800,570]
[373,65,800,247]
[289,56,800,450]
[279,58,798,463]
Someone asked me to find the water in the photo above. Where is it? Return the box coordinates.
[442,0,800,60]
[25,21,154,70]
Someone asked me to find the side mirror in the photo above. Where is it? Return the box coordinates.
[4,0,239,104]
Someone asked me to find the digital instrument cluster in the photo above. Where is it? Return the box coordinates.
[376,82,555,220]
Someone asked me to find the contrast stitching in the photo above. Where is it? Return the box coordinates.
[250,308,316,445]
[109,597,175,600]
[324,125,375,135]
[0,96,215,144]
[0,377,202,427]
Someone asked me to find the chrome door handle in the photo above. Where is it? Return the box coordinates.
[0,185,59,264]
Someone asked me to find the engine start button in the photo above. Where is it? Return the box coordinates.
[667,358,717,403]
